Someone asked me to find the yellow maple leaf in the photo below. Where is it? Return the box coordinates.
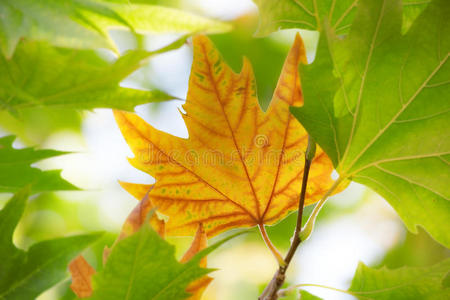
[115,34,338,243]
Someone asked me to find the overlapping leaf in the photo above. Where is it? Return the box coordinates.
[70,188,211,299]
[292,0,450,246]
[0,38,186,113]
[348,259,450,299]
[299,258,450,299]
[0,135,76,193]
[70,214,242,300]
[87,222,209,300]
[115,34,340,237]
[0,188,102,299]
[0,0,230,58]
[253,0,429,36]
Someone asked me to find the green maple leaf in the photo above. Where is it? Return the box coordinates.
[253,0,429,36]
[348,259,450,299]
[0,188,103,299]
[0,0,230,58]
[299,290,322,300]
[0,37,187,113]
[0,135,77,193]
[299,258,450,299]
[292,0,450,246]
[88,218,242,300]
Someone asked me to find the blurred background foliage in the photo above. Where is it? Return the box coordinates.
[0,0,448,299]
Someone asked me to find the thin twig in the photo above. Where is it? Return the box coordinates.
[258,136,315,300]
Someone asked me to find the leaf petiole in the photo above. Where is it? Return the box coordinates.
[277,283,369,299]
[300,176,344,241]
[258,224,286,266]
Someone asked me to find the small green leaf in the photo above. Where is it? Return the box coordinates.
[294,259,450,299]
[349,259,450,299]
[0,189,103,299]
[89,218,194,299]
[0,136,77,193]
[89,219,245,300]
[253,0,429,36]
[0,0,230,58]
[292,0,450,247]
[299,290,322,300]
[0,39,179,112]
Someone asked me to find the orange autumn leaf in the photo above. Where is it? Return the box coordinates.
[69,256,96,298]
[115,33,338,238]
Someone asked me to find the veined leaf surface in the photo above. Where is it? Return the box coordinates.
[0,0,230,58]
[253,0,429,36]
[82,217,241,300]
[348,259,450,299]
[300,258,450,299]
[292,0,450,246]
[115,34,340,237]
[71,190,211,299]
[87,222,209,300]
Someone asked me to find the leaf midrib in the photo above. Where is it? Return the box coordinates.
[261,43,302,221]
[123,227,146,300]
[374,164,449,200]
[333,0,449,178]
[151,261,206,300]
[198,41,262,220]
[339,0,388,171]
[344,54,449,176]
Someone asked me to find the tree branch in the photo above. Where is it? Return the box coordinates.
[258,136,315,300]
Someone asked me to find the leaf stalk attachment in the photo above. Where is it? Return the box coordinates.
[300,176,343,241]
[259,135,315,299]
[259,136,344,299]
[259,224,286,266]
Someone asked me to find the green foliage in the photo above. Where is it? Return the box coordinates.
[253,0,429,36]
[379,228,450,269]
[0,0,448,298]
[0,136,77,193]
[299,290,322,300]
[0,188,103,299]
[301,259,450,299]
[89,222,206,299]
[0,108,83,145]
[0,38,189,113]
[0,0,230,58]
[291,0,450,247]
[348,259,450,299]
[89,218,243,300]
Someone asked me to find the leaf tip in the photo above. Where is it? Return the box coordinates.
[69,255,96,298]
